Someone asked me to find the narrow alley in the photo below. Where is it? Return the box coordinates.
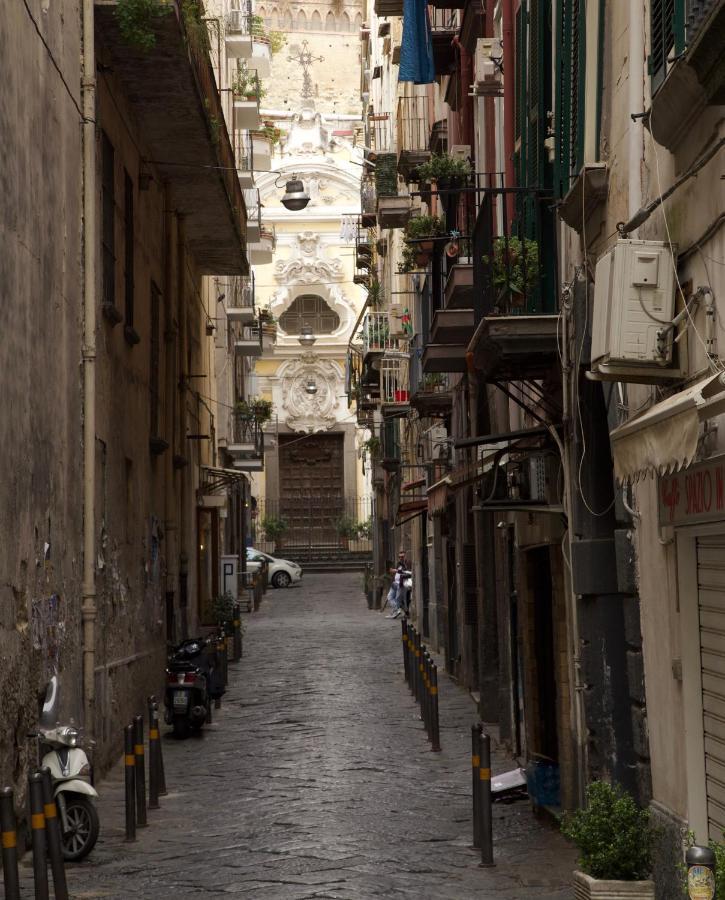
[26,573,575,899]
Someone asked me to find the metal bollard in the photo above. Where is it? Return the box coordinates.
[40,766,69,900]
[0,786,21,900]
[133,715,147,827]
[422,649,431,737]
[402,619,409,685]
[29,771,49,900]
[124,724,137,842]
[222,637,229,686]
[147,697,160,810]
[416,637,424,716]
[406,624,414,693]
[471,724,481,848]
[430,664,441,752]
[412,631,420,705]
[232,603,242,661]
[686,845,716,898]
[153,701,167,796]
[479,730,494,867]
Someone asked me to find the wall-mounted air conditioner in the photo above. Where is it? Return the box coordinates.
[474,39,503,94]
[450,144,470,161]
[590,239,681,381]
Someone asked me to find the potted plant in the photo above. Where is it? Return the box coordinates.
[261,514,288,552]
[483,236,540,312]
[362,436,381,461]
[561,781,655,899]
[335,516,359,549]
[366,279,383,308]
[421,372,446,392]
[232,68,266,102]
[416,153,472,193]
[404,214,446,266]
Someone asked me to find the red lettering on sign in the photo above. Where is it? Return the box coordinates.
[661,476,680,523]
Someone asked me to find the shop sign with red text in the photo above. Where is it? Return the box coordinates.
[658,454,725,527]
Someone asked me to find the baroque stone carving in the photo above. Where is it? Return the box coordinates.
[273,232,344,284]
[280,351,340,433]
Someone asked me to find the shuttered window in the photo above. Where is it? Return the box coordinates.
[514,0,552,192]
[649,0,686,93]
[554,0,586,198]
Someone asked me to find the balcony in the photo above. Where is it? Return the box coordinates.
[468,187,559,382]
[234,322,263,356]
[234,130,255,189]
[248,224,275,264]
[233,93,260,131]
[228,413,264,457]
[380,355,410,411]
[361,311,402,356]
[397,95,430,179]
[410,361,453,417]
[374,0,403,15]
[250,131,273,171]
[226,273,256,324]
[225,9,272,75]
[648,0,725,150]
[244,188,261,241]
[361,175,377,228]
[430,8,458,76]
[94,0,247,274]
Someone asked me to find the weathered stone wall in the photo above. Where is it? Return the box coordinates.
[0,3,84,801]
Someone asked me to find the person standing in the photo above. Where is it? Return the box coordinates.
[385,550,410,619]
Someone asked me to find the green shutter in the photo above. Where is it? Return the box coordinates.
[649,0,685,93]
[554,0,586,199]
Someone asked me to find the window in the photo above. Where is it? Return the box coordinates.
[123,171,136,339]
[101,132,116,311]
[311,9,322,29]
[649,0,685,93]
[279,295,340,335]
[150,281,161,438]
[297,9,307,29]
[325,10,335,31]
[553,0,586,198]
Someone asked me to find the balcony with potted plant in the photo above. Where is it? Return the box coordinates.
[225,272,256,325]
[227,397,271,471]
[396,94,431,180]
[232,67,263,130]
[250,122,281,172]
[225,10,272,75]
[259,306,277,349]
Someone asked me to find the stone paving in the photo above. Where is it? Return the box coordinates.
[20,572,576,899]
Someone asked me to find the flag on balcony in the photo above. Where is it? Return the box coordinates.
[399,0,435,84]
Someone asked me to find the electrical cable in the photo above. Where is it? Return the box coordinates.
[20,0,88,122]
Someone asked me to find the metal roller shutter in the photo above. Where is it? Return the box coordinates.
[697,535,725,841]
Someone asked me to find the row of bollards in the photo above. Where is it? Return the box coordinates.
[124,696,167,843]
[1,767,70,900]
[471,723,494,867]
[402,621,441,752]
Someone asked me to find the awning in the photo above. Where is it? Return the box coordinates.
[426,476,451,515]
[200,465,249,494]
[610,372,725,482]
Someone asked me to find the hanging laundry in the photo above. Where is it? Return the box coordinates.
[399,0,435,85]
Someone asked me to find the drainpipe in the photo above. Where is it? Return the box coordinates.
[177,217,189,638]
[502,0,516,220]
[628,0,644,230]
[81,0,97,735]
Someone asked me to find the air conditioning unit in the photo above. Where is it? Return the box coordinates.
[591,239,679,381]
[474,38,503,94]
[450,144,470,161]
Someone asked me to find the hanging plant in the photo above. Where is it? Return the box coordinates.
[115,0,169,50]
[416,153,472,183]
[483,236,540,310]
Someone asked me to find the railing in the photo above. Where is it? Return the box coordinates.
[244,188,261,230]
[226,8,268,38]
[253,496,374,554]
[687,0,719,40]
[234,129,253,171]
[471,185,555,317]
[230,413,264,452]
[380,356,410,405]
[369,112,392,153]
[362,311,401,354]
[397,95,429,156]
[228,273,255,310]
[361,174,377,217]
[430,7,458,31]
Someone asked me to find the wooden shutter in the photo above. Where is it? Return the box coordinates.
[649,0,686,93]
[463,541,478,626]
[554,0,586,199]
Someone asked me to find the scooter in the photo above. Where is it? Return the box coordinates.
[164,633,224,737]
[31,676,100,861]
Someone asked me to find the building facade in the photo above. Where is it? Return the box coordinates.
[357,1,725,894]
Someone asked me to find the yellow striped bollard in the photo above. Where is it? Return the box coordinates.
[29,771,49,899]
[124,724,137,842]
[0,786,20,900]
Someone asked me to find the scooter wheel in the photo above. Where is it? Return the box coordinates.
[61,794,100,861]
[172,715,191,738]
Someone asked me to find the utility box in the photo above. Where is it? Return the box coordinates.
[220,554,240,601]
[591,239,677,379]
[474,39,502,94]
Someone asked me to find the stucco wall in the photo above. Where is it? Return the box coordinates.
[0,3,84,800]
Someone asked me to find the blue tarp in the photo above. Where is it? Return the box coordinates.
[399,0,435,84]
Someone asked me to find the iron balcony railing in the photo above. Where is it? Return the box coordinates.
[368,112,393,153]
[429,7,458,32]
[361,311,402,355]
[234,129,253,171]
[230,412,264,455]
[361,174,377,220]
[380,355,410,405]
[226,7,268,38]
[397,95,430,156]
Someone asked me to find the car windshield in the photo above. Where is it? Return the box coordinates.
[248,549,274,562]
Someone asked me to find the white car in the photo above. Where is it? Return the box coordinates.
[247,548,302,589]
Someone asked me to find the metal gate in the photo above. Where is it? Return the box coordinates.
[697,535,725,841]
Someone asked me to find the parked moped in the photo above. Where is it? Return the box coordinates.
[164,632,225,737]
[30,676,100,861]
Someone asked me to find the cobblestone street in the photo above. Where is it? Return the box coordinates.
[25,572,576,899]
